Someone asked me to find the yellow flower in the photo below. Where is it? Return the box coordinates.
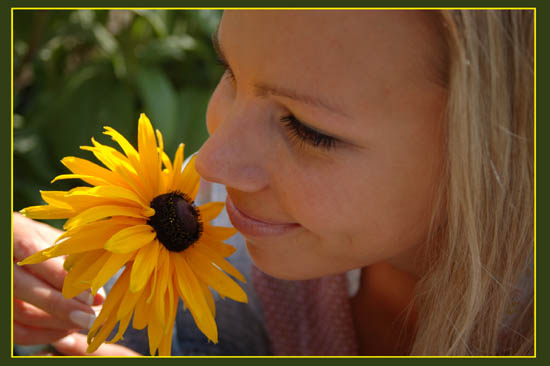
[18,113,247,356]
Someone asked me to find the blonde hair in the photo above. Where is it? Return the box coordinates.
[411,10,534,355]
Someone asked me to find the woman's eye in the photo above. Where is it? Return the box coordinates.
[280,115,338,151]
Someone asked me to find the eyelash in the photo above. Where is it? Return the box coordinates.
[215,57,236,82]
[280,115,337,151]
[215,56,337,152]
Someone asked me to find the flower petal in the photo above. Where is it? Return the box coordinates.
[51,173,109,186]
[20,205,74,220]
[47,219,139,257]
[117,281,145,320]
[172,252,218,343]
[147,313,163,356]
[103,126,140,168]
[130,241,160,293]
[133,281,152,330]
[104,225,156,254]
[90,251,135,294]
[107,311,133,345]
[198,202,225,223]
[169,143,184,189]
[152,248,170,325]
[62,250,104,299]
[138,113,160,198]
[176,155,200,199]
[88,266,131,343]
[67,185,148,208]
[60,156,129,187]
[63,205,148,231]
[193,244,246,283]
[185,250,247,303]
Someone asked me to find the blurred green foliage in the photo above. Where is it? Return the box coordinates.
[13,9,223,213]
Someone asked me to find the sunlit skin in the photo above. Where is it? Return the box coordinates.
[195,10,446,354]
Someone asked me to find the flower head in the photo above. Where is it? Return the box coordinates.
[18,113,247,356]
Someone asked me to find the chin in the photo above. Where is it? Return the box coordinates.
[244,240,337,281]
[244,240,309,280]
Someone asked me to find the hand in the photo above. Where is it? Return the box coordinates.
[51,333,141,356]
[13,212,105,345]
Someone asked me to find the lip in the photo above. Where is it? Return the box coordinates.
[225,195,300,238]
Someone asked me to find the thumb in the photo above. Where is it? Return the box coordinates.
[52,333,141,356]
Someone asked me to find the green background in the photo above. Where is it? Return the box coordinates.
[5,0,544,363]
[13,9,223,216]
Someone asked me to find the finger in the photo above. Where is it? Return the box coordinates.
[12,213,57,261]
[14,321,73,345]
[53,333,141,356]
[33,217,64,245]
[14,265,96,330]
[14,299,80,331]
[13,215,67,291]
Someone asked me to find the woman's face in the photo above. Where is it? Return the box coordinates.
[195,10,446,280]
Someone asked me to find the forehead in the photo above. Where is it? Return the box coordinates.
[219,10,444,114]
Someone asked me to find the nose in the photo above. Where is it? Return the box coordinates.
[195,103,270,193]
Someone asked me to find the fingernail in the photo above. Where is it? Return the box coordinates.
[76,291,94,305]
[96,287,106,301]
[54,335,75,347]
[69,310,96,329]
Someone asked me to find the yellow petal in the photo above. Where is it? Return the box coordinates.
[67,185,148,208]
[39,191,73,209]
[169,143,185,189]
[47,219,137,257]
[71,251,111,288]
[51,173,109,186]
[199,280,216,317]
[200,238,237,258]
[133,281,152,330]
[103,126,140,168]
[193,244,246,283]
[176,155,200,199]
[198,202,225,223]
[203,224,237,242]
[158,294,178,356]
[60,156,129,187]
[89,266,131,342]
[87,312,118,353]
[107,311,132,344]
[147,314,163,356]
[172,252,218,343]
[84,137,136,174]
[138,113,160,197]
[90,251,135,294]
[130,241,160,293]
[62,250,104,299]
[20,205,74,220]
[117,281,145,320]
[104,225,156,254]
[185,250,247,303]
[152,248,170,325]
[63,253,84,272]
[63,205,148,231]
[81,141,149,201]
[17,250,51,266]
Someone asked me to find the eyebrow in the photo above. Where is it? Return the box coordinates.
[211,29,350,118]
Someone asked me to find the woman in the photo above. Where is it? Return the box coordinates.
[13,9,534,355]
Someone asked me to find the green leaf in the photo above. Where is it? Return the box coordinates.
[176,87,210,156]
[134,66,178,154]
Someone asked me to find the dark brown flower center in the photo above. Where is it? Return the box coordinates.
[148,191,202,252]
